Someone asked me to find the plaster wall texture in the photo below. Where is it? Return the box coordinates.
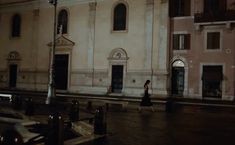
[171,0,235,100]
[0,0,169,97]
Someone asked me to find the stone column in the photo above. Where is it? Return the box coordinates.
[145,0,154,70]
[157,0,168,71]
[88,2,97,69]
[154,0,169,95]
[88,2,97,87]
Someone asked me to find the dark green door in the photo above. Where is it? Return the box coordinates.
[172,67,185,96]
[9,64,17,88]
[55,54,69,90]
[111,65,123,93]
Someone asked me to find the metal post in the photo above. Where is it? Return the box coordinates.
[46,0,57,105]
[94,106,107,135]
[45,112,64,145]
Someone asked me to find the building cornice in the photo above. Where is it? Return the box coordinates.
[0,0,101,12]
[0,0,36,6]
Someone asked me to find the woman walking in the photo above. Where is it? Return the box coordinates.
[139,80,154,112]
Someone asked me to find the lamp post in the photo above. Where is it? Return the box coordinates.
[46,0,57,105]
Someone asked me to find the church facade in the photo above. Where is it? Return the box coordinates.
[0,0,170,97]
[0,0,235,101]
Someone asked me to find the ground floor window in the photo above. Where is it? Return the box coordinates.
[202,65,222,98]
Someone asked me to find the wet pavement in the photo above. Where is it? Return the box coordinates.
[81,106,235,145]
[1,98,235,145]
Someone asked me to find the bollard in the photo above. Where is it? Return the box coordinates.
[87,101,92,111]
[165,97,174,113]
[12,95,22,110]
[0,129,23,145]
[69,100,79,122]
[25,97,34,116]
[94,106,107,135]
[45,112,64,145]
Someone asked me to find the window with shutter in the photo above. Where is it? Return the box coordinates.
[207,32,220,50]
[185,34,190,50]
[173,34,190,50]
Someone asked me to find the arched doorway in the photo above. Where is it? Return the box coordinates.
[171,60,185,96]
[108,48,129,93]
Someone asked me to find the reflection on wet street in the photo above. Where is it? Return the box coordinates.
[81,108,235,145]
[1,101,235,145]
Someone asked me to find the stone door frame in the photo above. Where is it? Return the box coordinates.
[108,48,129,94]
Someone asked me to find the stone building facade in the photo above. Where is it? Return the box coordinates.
[169,0,235,100]
[0,0,169,97]
[0,0,235,101]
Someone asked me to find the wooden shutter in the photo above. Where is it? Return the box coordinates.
[173,34,179,50]
[207,33,213,49]
[213,32,220,49]
[184,34,191,50]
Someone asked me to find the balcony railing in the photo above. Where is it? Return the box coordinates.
[194,10,235,23]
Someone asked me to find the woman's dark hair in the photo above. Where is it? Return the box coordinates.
[144,80,150,87]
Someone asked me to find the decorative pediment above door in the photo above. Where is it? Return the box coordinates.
[47,35,75,50]
[7,51,21,61]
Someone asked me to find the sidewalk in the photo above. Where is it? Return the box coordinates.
[1,89,235,109]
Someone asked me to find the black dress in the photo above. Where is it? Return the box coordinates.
[140,85,153,106]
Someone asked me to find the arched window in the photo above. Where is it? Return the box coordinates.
[172,60,185,67]
[11,14,21,37]
[113,3,127,31]
[57,9,68,34]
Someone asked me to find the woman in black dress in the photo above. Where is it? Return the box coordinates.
[140,80,153,106]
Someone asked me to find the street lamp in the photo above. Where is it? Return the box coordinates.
[46,0,57,104]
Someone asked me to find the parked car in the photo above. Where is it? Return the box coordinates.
[0,109,44,145]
